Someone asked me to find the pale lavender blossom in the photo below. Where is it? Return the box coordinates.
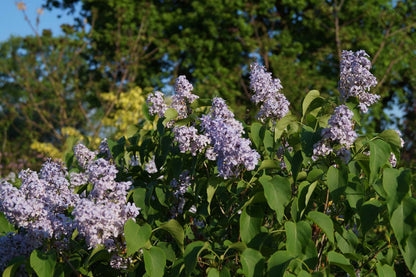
[0,160,78,246]
[72,144,140,251]
[339,50,379,113]
[0,232,39,272]
[249,63,290,122]
[170,75,199,120]
[173,126,211,156]
[74,144,97,168]
[171,170,192,215]
[200,97,260,178]
[147,91,168,117]
[144,156,158,174]
[99,138,113,160]
[312,105,357,162]
[389,153,398,167]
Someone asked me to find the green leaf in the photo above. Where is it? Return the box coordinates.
[0,213,15,234]
[383,168,411,215]
[264,130,274,155]
[327,251,355,276]
[403,231,416,274]
[376,263,396,277]
[258,160,279,170]
[259,175,291,223]
[378,129,403,148]
[250,123,264,149]
[369,139,391,185]
[390,198,416,248]
[159,219,185,252]
[240,204,264,244]
[124,220,152,256]
[184,241,209,275]
[240,248,265,277]
[267,251,294,277]
[162,108,178,126]
[3,256,26,277]
[86,246,111,266]
[326,166,347,200]
[285,221,317,269]
[307,211,334,244]
[143,246,166,277]
[302,90,322,117]
[358,199,381,234]
[275,114,298,140]
[30,249,56,277]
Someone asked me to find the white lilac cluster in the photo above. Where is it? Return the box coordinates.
[249,63,290,123]
[0,160,78,244]
[170,170,192,215]
[200,97,260,178]
[312,105,357,162]
[146,76,199,122]
[173,126,211,156]
[71,144,140,251]
[339,50,379,113]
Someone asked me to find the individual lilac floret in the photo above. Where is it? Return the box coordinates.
[200,97,260,178]
[249,63,290,122]
[339,50,379,113]
[312,105,357,162]
[147,91,168,117]
[173,126,211,156]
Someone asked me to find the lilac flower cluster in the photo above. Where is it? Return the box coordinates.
[71,144,140,251]
[249,63,290,123]
[0,160,77,244]
[173,126,211,156]
[0,232,39,272]
[339,50,379,113]
[146,91,168,117]
[144,156,158,174]
[312,105,357,162]
[146,76,199,122]
[170,170,192,215]
[200,97,260,178]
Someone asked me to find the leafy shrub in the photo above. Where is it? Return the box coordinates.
[0,51,414,276]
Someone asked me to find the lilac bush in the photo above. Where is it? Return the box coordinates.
[0,54,414,276]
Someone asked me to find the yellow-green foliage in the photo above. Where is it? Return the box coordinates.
[101,87,152,138]
[31,87,151,158]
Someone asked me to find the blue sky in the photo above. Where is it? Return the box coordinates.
[0,0,75,42]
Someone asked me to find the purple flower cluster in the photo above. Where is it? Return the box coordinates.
[339,50,379,113]
[0,160,77,243]
[201,97,260,178]
[0,232,39,272]
[249,63,290,122]
[146,76,199,122]
[170,170,192,215]
[71,144,140,251]
[313,105,357,162]
[144,156,158,174]
[146,91,168,117]
[173,126,211,156]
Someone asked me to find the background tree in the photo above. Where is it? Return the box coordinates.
[1,0,415,175]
